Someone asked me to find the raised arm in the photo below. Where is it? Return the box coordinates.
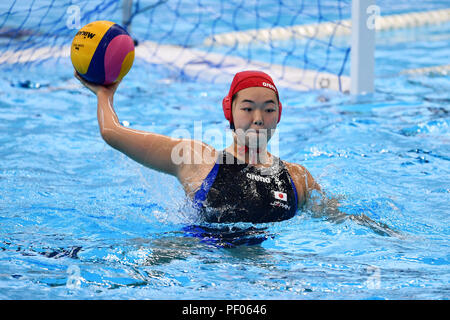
[97,89,184,175]
[75,71,208,178]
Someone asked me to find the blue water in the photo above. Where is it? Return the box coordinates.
[1,0,449,299]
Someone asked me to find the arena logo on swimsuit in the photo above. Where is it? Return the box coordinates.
[246,172,271,183]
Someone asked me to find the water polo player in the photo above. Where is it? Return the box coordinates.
[75,70,321,223]
[74,69,399,235]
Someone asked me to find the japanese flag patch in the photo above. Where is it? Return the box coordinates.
[273,191,287,201]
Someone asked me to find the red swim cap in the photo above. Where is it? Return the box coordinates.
[222,70,282,126]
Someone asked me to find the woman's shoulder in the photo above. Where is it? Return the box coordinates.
[283,160,318,186]
[282,160,308,176]
[176,142,219,197]
[281,160,321,206]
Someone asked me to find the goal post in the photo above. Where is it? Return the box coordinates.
[350,0,376,95]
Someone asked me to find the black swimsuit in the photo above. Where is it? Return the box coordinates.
[192,150,298,223]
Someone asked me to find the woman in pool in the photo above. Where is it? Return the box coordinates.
[75,69,398,235]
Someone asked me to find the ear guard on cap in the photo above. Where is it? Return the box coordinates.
[222,96,232,121]
[222,95,282,125]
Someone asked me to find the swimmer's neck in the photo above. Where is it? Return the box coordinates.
[224,143,273,166]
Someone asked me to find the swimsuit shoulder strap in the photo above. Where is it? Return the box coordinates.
[192,152,222,209]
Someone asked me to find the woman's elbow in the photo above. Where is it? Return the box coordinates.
[100,127,118,148]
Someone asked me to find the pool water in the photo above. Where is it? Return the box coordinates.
[1,2,449,300]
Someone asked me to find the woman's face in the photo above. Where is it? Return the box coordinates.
[231,87,279,148]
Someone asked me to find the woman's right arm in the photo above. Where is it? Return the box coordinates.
[75,71,210,178]
[96,89,183,176]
